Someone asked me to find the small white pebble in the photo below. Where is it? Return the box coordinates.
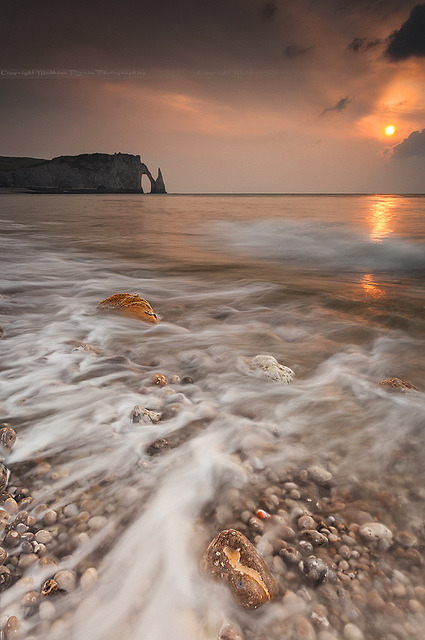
[88,516,107,531]
[39,600,55,620]
[54,570,76,592]
[80,567,98,588]
[343,623,364,640]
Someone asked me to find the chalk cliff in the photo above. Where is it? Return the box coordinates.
[0,153,166,193]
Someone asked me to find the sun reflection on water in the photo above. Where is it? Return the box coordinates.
[361,273,386,298]
[369,198,396,243]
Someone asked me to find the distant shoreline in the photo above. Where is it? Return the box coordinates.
[1,189,424,197]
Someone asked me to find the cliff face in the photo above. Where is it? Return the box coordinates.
[0,153,143,191]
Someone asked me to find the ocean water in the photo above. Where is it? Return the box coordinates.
[1,194,425,640]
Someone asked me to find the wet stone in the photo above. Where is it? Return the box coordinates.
[203,528,279,609]
[380,377,418,392]
[300,556,328,584]
[0,565,12,591]
[0,463,10,491]
[152,373,167,387]
[303,530,329,546]
[3,616,20,639]
[132,405,161,424]
[97,292,158,324]
[146,438,169,456]
[43,510,57,526]
[343,623,364,640]
[307,466,333,487]
[218,623,244,640]
[358,522,392,542]
[0,427,16,452]
[35,529,53,544]
[53,569,76,592]
[237,354,294,383]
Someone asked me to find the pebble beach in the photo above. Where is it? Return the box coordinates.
[1,194,424,640]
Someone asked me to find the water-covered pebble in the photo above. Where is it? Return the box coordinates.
[358,522,392,542]
[237,354,294,383]
[132,405,161,424]
[54,570,76,592]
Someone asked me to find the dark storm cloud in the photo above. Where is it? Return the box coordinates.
[260,1,279,22]
[320,96,352,116]
[385,3,425,60]
[347,37,382,53]
[284,44,314,57]
[392,129,425,157]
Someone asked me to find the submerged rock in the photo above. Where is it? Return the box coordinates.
[380,378,418,392]
[146,438,169,456]
[237,355,294,383]
[203,529,278,609]
[307,466,334,487]
[132,405,161,424]
[358,522,392,542]
[97,293,158,324]
[0,427,16,452]
[0,463,10,491]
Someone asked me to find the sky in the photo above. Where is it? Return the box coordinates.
[0,0,424,193]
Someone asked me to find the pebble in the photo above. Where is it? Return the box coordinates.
[19,553,37,568]
[88,516,107,531]
[278,525,296,541]
[181,376,193,384]
[294,617,316,640]
[132,405,161,424]
[54,569,76,592]
[0,463,10,491]
[0,547,7,563]
[3,498,18,515]
[0,565,12,591]
[395,530,417,548]
[307,466,333,487]
[318,633,338,640]
[0,508,8,529]
[43,509,57,526]
[237,354,295,383]
[39,600,56,620]
[343,623,364,640]
[358,522,392,542]
[3,616,20,639]
[408,599,424,613]
[300,557,328,583]
[298,515,316,529]
[97,293,158,324]
[303,530,328,546]
[152,373,167,387]
[146,438,169,455]
[219,623,244,640]
[64,503,79,517]
[22,590,39,607]
[203,528,278,609]
[35,529,53,544]
[80,567,98,588]
[0,427,16,452]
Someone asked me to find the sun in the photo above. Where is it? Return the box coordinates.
[385,125,396,136]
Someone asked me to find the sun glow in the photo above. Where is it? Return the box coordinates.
[385,125,396,136]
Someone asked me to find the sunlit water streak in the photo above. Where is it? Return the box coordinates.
[0,194,424,639]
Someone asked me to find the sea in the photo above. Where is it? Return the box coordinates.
[1,194,425,640]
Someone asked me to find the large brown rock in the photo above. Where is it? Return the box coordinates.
[97,293,158,324]
[380,378,417,392]
[203,529,278,609]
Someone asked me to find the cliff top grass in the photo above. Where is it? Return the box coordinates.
[0,157,48,172]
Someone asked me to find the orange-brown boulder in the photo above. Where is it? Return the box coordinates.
[97,293,158,324]
[380,378,418,392]
[202,529,278,609]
